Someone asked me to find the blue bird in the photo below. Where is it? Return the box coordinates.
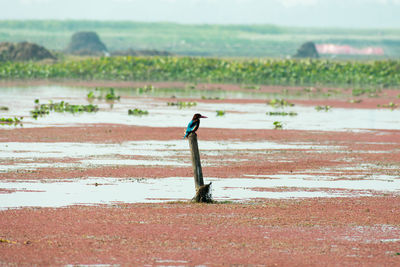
[183,113,207,139]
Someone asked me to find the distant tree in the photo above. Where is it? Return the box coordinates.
[294,41,319,58]
[65,31,108,56]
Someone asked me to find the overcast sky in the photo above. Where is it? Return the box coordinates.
[1,0,400,28]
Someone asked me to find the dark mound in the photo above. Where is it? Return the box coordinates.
[111,49,173,57]
[66,31,108,56]
[294,41,319,58]
[0,42,56,61]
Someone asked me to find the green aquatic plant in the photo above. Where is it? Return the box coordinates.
[268,98,295,108]
[136,85,155,94]
[216,110,225,116]
[352,88,380,97]
[267,111,298,116]
[0,116,23,126]
[2,57,400,88]
[273,121,283,129]
[31,99,99,119]
[349,99,363,104]
[105,88,120,101]
[378,102,398,109]
[201,96,222,100]
[315,105,331,111]
[241,84,260,90]
[167,101,197,108]
[128,108,149,116]
[0,106,9,111]
[87,91,95,99]
[185,83,197,89]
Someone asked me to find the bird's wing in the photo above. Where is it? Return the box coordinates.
[183,120,194,138]
[192,120,200,132]
[186,120,197,132]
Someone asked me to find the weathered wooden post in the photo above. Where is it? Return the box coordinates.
[188,132,212,203]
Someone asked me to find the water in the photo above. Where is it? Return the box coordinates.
[1,85,399,131]
[0,140,339,172]
[1,85,399,209]
[0,175,389,210]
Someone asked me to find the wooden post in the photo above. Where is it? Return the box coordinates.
[188,132,212,203]
[188,132,204,189]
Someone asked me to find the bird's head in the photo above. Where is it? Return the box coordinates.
[193,113,207,120]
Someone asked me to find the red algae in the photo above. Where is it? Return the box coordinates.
[1,197,400,266]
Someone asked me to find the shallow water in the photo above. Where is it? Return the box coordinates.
[0,175,389,209]
[0,140,339,172]
[1,85,399,131]
[1,85,399,209]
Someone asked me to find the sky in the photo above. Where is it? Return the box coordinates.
[1,0,400,28]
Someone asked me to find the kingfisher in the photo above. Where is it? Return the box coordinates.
[183,113,207,139]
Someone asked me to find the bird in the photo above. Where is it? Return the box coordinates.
[183,113,207,139]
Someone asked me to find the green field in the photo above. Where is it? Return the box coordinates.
[1,20,400,58]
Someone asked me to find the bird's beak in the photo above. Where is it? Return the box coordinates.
[200,115,208,118]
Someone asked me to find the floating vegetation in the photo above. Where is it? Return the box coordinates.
[105,88,120,101]
[87,88,121,101]
[87,91,96,100]
[241,84,260,90]
[136,85,155,94]
[303,87,318,93]
[267,111,298,116]
[201,96,222,100]
[167,101,197,108]
[0,106,9,111]
[315,105,332,111]
[273,121,283,129]
[185,83,197,89]
[378,102,398,109]
[128,108,149,116]
[216,110,225,116]
[352,88,380,97]
[349,99,363,104]
[0,116,23,126]
[268,98,295,108]
[31,99,99,119]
